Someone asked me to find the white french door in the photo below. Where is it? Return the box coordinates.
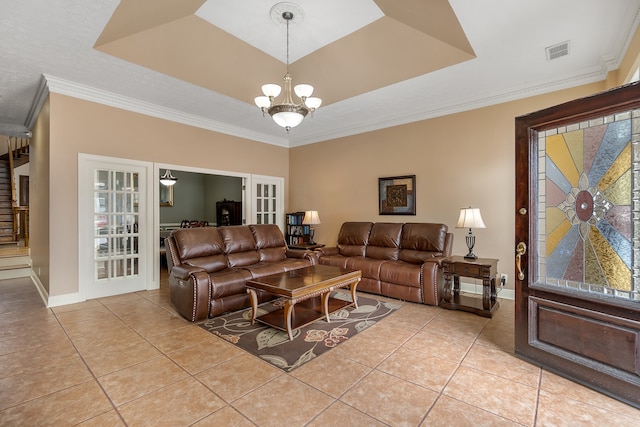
[250,175,284,231]
[79,155,152,299]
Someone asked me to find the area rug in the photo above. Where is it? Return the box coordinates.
[198,292,402,371]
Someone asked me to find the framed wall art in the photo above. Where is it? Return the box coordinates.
[378,175,416,215]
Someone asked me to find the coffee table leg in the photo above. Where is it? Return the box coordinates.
[321,292,331,322]
[350,278,361,308]
[247,289,258,324]
[284,300,295,341]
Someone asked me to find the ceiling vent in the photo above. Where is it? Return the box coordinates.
[546,41,570,61]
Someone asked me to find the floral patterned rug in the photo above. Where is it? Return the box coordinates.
[198,292,402,372]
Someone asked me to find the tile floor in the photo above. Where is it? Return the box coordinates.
[1,271,639,426]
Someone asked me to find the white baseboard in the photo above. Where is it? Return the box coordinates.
[459,281,515,300]
[31,273,49,307]
[30,273,84,308]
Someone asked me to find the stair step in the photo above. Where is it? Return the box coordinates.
[0,263,30,271]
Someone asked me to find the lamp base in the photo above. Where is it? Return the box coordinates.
[464,230,477,260]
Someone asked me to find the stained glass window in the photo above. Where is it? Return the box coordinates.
[537,111,639,301]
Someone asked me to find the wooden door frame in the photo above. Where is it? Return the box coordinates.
[515,81,640,408]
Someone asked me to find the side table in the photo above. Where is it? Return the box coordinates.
[440,256,499,317]
[288,243,325,250]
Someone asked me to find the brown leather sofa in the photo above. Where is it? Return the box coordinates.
[165,224,317,321]
[316,222,452,305]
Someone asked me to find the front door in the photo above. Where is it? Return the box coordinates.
[515,82,640,408]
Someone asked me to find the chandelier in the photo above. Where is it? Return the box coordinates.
[254,7,321,133]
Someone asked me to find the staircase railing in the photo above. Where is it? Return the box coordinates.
[6,136,29,245]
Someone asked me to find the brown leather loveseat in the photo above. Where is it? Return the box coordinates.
[316,222,452,305]
[165,224,317,321]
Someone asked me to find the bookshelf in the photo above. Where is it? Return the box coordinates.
[285,212,310,246]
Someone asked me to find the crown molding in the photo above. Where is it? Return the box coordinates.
[37,61,615,149]
[42,74,290,148]
[289,67,610,147]
[24,75,50,131]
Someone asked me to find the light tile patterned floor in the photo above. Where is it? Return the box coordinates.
[1,271,639,426]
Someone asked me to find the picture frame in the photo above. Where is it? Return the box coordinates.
[378,175,416,215]
[160,184,174,207]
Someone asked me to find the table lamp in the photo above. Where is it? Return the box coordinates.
[456,207,486,259]
[302,210,321,244]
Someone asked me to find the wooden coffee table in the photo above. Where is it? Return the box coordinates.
[246,265,362,340]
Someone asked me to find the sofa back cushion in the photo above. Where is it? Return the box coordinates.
[218,225,260,267]
[250,224,287,262]
[337,222,373,257]
[365,223,403,260]
[399,223,448,264]
[172,228,227,273]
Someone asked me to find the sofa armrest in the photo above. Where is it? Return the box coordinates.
[422,260,444,306]
[286,248,310,258]
[286,248,319,265]
[428,255,448,268]
[316,246,339,256]
[169,267,211,322]
[170,264,207,281]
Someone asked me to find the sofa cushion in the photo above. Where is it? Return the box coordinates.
[219,225,260,267]
[173,227,224,259]
[365,223,402,260]
[379,260,422,288]
[250,224,287,262]
[219,225,257,253]
[210,268,253,299]
[400,223,448,252]
[346,256,387,280]
[318,254,349,269]
[184,255,228,273]
[243,262,287,279]
[337,222,373,257]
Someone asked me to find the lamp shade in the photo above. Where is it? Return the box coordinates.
[254,96,270,109]
[261,84,281,98]
[294,84,314,98]
[272,111,305,129]
[305,97,322,109]
[302,210,321,225]
[456,207,486,229]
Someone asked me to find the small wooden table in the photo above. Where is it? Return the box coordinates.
[288,243,325,250]
[246,265,362,340]
[440,256,499,317]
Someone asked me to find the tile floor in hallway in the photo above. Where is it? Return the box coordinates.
[1,272,639,426]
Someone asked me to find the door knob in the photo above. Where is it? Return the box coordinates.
[516,242,527,280]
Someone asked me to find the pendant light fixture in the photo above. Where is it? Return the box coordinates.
[160,169,178,186]
[254,4,321,133]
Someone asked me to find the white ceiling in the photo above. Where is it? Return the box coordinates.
[0,0,639,147]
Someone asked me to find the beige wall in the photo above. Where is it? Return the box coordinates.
[41,94,289,297]
[289,82,607,291]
